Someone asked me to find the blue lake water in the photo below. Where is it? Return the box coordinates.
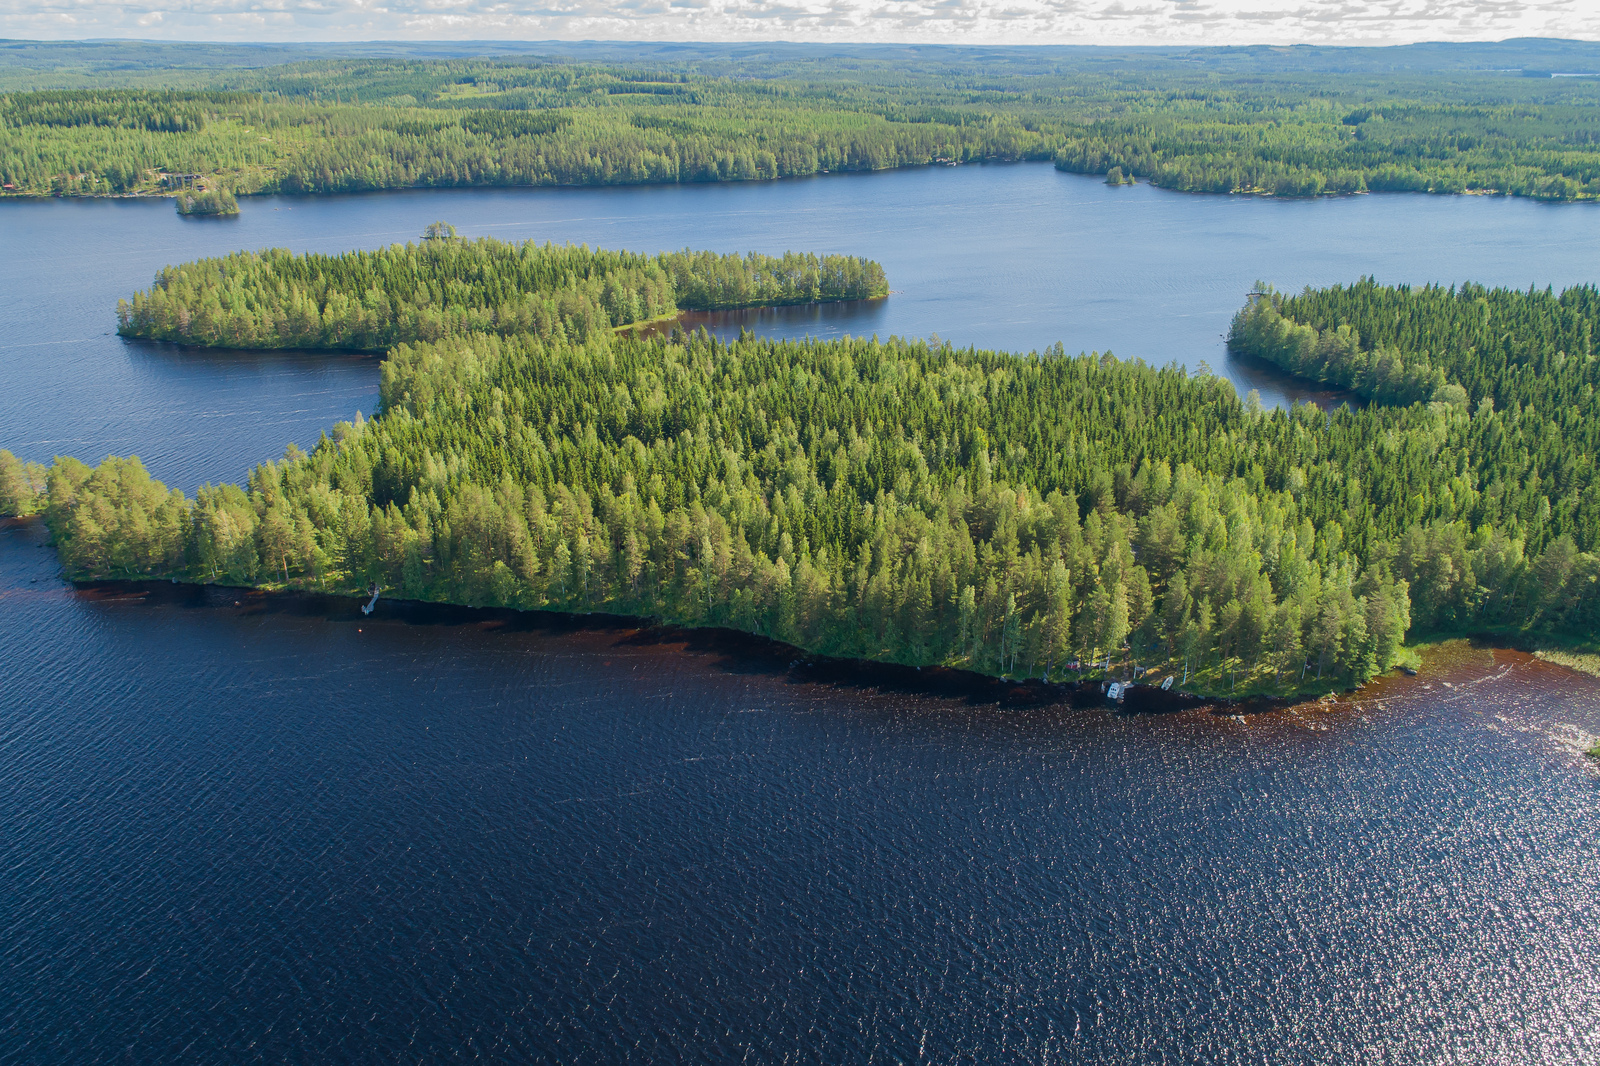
[3,166,1600,1063]
[7,163,1600,489]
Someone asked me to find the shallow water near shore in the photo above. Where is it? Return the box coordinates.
[5,168,1600,1062]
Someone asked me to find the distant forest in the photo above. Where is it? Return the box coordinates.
[4,42,1600,201]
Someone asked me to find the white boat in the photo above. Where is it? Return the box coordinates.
[1106,682,1124,702]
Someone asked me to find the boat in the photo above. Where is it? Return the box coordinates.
[1106,682,1125,702]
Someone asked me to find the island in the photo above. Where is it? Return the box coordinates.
[174,186,239,216]
[115,235,887,349]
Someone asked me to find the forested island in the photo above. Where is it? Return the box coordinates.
[115,237,888,348]
[4,41,1600,203]
[6,243,1599,697]
[173,186,238,216]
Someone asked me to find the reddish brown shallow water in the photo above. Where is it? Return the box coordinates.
[3,516,1598,1064]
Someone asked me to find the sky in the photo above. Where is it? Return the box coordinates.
[3,0,1598,48]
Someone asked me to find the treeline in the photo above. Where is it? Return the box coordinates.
[1228,291,1457,406]
[0,88,1049,198]
[0,89,236,132]
[1052,102,1600,200]
[267,108,1040,195]
[9,328,1598,695]
[5,58,1600,201]
[116,239,887,350]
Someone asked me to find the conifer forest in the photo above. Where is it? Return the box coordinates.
[4,42,1599,698]
[4,44,1600,203]
[6,240,1598,697]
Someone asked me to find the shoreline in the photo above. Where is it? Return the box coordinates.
[1535,649,1600,680]
[12,510,1591,711]
[12,515,1584,713]
[67,572,1311,715]
[62,572,1600,710]
[8,159,1600,208]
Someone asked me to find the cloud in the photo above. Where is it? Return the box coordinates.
[2,0,1597,45]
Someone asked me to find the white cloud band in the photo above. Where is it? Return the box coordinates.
[3,0,1597,48]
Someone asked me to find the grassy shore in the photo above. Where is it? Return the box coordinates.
[1534,649,1600,680]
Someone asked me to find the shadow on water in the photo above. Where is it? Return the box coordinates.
[72,576,1232,714]
[119,336,383,372]
[73,568,1598,728]
[628,297,892,343]
[1222,344,1365,411]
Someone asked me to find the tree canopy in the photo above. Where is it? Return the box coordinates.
[117,238,887,350]
[11,322,1598,697]
[10,240,1600,696]
[5,54,1600,201]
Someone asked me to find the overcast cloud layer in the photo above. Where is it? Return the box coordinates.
[4,0,1598,48]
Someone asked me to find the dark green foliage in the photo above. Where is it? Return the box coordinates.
[116,239,887,350]
[1232,278,1600,415]
[27,326,1600,688]
[1229,288,1453,406]
[27,237,1600,689]
[0,89,233,131]
[457,109,573,138]
[1052,99,1600,200]
[38,331,1434,692]
[174,186,238,215]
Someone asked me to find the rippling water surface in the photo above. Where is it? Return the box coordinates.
[2,518,1598,1063]
[4,167,1600,1063]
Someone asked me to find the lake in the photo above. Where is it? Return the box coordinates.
[3,165,1600,1063]
[8,163,1600,490]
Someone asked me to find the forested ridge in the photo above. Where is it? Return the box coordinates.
[117,237,887,350]
[5,51,1600,202]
